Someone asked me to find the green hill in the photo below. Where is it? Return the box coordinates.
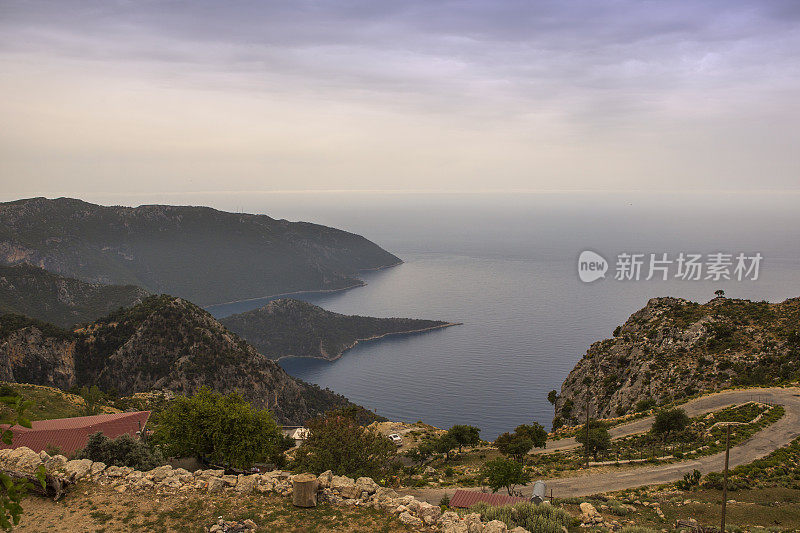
[0,296,380,425]
[220,298,457,360]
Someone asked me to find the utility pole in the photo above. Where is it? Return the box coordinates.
[721,423,731,533]
[585,400,590,467]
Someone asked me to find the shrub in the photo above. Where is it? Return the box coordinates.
[76,432,165,471]
[294,408,395,479]
[439,493,450,508]
[471,501,577,533]
[480,458,531,495]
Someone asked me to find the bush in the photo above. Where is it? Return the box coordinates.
[439,493,450,508]
[294,408,396,479]
[471,501,577,533]
[480,457,531,495]
[634,398,656,412]
[76,432,165,471]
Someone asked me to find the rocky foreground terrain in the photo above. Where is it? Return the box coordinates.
[0,295,378,425]
[554,296,800,422]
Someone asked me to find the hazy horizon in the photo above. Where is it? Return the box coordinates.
[2,1,799,197]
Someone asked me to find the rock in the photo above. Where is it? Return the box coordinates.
[222,474,239,487]
[207,477,225,492]
[417,501,442,525]
[44,454,68,472]
[331,475,358,499]
[235,474,258,493]
[484,521,508,533]
[399,511,424,527]
[15,450,43,473]
[243,519,257,530]
[442,524,469,533]
[63,459,94,480]
[90,462,106,477]
[148,465,173,482]
[355,477,379,495]
[159,476,181,489]
[374,486,399,501]
[510,528,530,533]
[317,470,332,488]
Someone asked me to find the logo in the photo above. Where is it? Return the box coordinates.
[578,251,608,283]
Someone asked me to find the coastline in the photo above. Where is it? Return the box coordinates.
[276,321,462,363]
[203,260,404,310]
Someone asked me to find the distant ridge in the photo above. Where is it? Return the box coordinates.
[0,263,149,328]
[0,197,401,306]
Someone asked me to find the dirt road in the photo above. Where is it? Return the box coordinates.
[403,387,800,502]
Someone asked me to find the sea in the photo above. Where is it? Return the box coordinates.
[187,191,799,440]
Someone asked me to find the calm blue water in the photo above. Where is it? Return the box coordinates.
[202,193,800,439]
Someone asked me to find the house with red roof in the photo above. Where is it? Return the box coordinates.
[0,411,150,456]
[448,489,529,509]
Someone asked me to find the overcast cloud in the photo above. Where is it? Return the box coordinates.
[1,0,798,197]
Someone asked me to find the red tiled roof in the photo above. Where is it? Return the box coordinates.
[449,489,528,509]
[0,411,150,455]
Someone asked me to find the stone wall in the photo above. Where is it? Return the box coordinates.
[0,446,531,533]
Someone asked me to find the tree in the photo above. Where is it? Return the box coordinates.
[434,432,459,462]
[446,425,481,453]
[404,439,436,466]
[715,289,725,298]
[652,408,690,440]
[0,392,45,530]
[76,432,165,471]
[294,408,396,479]
[494,423,547,462]
[153,387,281,470]
[79,385,103,416]
[514,423,547,449]
[480,457,531,495]
[547,390,558,405]
[575,421,611,461]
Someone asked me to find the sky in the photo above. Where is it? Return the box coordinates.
[1,0,799,200]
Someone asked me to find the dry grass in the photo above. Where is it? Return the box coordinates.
[15,483,415,532]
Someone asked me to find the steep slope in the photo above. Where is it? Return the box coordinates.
[0,197,401,306]
[0,297,380,425]
[0,263,148,328]
[554,296,800,424]
[220,298,457,360]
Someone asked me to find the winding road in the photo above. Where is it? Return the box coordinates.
[403,387,800,502]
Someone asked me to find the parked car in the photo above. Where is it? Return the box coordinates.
[388,433,403,446]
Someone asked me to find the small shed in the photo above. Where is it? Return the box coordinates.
[449,489,528,509]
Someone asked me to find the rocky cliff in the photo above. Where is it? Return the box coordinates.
[554,296,800,424]
[0,263,148,328]
[0,296,381,425]
[0,197,401,306]
[220,298,456,361]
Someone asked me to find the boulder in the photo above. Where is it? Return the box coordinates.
[510,528,530,533]
[89,462,107,477]
[15,450,43,473]
[235,474,259,493]
[374,487,399,501]
[222,474,239,487]
[44,454,68,472]
[484,520,508,533]
[355,477,379,495]
[399,512,424,527]
[442,523,469,533]
[417,501,442,525]
[317,470,332,488]
[63,459,93,480]
[207,477,225,492]
[331,475,358,499]
[148,465,173,482]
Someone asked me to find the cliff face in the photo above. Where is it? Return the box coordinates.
[0,197,401,306]
[220,298,455,361]
[0,263,148,328]
[0,297,380,425]
[0,321,77,390]
[554,296,800,424]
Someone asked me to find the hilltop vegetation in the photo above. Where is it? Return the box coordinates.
[220,298,455,361]
[0,197,400,306]
[0,263,148,328]
[554,296,800,423]
[0,296,380,425]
